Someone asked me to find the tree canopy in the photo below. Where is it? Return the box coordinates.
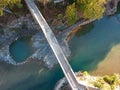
[0,0,106,25]
[65,3,78,25]
[76,0,106,19]
[0,0,22,16]
[65,0,106,24]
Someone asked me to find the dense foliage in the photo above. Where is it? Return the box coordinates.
[0,0,106,25]
[65,0,106,24]
[65,3,78,25]
[94,74,120,90]
[77,0,106,19]
[0,0,22,16]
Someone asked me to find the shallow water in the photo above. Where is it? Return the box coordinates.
[10,37,34,62]
[69,14,120,74]
[1,14,120,90]
[0,60,64,90]
[92,44,120,75]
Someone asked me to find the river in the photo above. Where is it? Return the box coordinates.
[10,37,34,63]
[69,14,120,75]
[0,13,120,90]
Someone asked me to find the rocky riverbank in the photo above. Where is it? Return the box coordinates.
[0,0,120,68]
[0,14,71,68]
[0,15,38,65]
[55,72,120,90]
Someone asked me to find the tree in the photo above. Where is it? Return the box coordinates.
[0,0,22,16]
[65,3,78,25]
[76,0,106,19]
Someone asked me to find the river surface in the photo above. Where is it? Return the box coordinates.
[0,14,120,90]
[69,14,120,75]
[10,37,34,62]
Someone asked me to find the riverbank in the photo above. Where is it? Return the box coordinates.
[0,15,38,65]
[0,0,120,69]
[55,72,120,90]
[91,44,120,75]
[0,13,71,68]
[0,0,120,90]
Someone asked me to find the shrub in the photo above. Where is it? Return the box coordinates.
[103,74,120,90]
[57,14,63,19]
[94,81,103,89]
[83,71,89,76]
[65,3,78,25]
[0,0,22,16]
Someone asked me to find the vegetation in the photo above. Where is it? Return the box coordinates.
[0,0,22,16]
[0,0,106,23]
[0,0,110,28]
[93,74,120,90]
[93,78,103,89]
[76,0,106,19]
[65,3,78,25]
[57,14,63,19]
[65,0,106,25]
[103,74,120,90]
[83,71,89,76]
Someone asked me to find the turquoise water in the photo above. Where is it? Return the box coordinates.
[1,14,120,90]
[8,37,64,90]
[10,37,34,62]
[0,62,64,90]
[69,14,120,72]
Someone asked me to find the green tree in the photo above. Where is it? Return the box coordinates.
[0,0,22,16]
[65,3,78,25]
[77,0,106,19]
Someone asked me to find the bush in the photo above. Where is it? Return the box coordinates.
[94,81,103,89]
[57,14,63,19]
[103,74,120,90]
[0,0,22,16]
[65,3,78,25]
[83,71,89,76]
[76,0,106,19]
[103,75,114,85]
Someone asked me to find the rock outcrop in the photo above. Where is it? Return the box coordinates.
[105,0,120,15]
[0,0,120,68]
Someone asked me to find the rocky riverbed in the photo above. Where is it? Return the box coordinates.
[0,14,71,68]
[0,0,120,68]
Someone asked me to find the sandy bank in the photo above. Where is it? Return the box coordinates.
[92,44,120,75]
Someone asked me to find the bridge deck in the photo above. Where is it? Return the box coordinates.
[24,0,92,90]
